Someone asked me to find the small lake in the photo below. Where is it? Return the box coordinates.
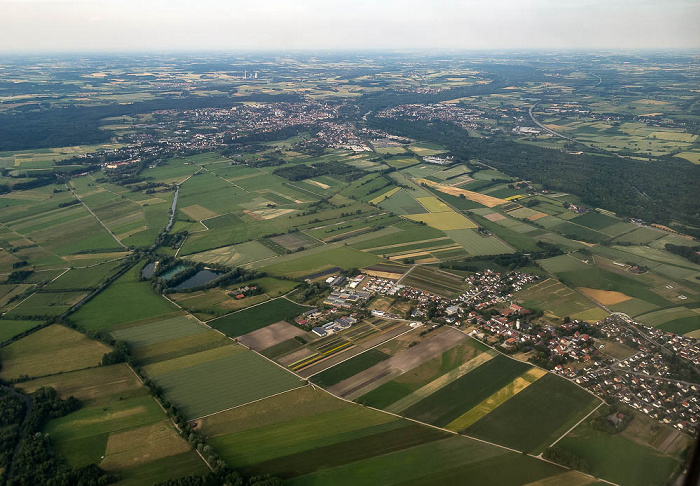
[173,269,222,290]
[159,264,189,280]
[141,262,156,279]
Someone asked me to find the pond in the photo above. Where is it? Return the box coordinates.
[159,264,189,280]
[141,262,156,279]
[172,269,223,290]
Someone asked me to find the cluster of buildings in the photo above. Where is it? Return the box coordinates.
[550,316,700,433]
[377,103,483,131]
[460,270,538,308]
[311,315,358,337]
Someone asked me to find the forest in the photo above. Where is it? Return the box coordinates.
[368,116,700,228]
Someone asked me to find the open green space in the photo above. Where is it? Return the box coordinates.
[71,264,178,330]
[557,418,682,486]
[465,373,600,453]
[208,298,308,337]
[153,348,303,419]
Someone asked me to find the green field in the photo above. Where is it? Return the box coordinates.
[7,290,88,317]
[310,349,391,388]
[359,341,490,410]
[199,386,566,484]
[465,373,600,453]
[287,436,566,486]
[152,347,303,418]
[256,245,385,278]
[0,319,41,343]
[45,260,126,290]
[557,419,682,486]
[636,306,698,327]
[445,228,514,256]
[111,313,208,347]
[24,362,209,482]
[403,355,530,427]
[208,298,309,337]
[516,278,600,319]
[71,264,178,330]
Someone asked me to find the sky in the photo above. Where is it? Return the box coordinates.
[1,0,699,53]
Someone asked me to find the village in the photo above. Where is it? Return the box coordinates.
[291,266,700,436]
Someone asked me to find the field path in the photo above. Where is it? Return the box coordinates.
[547,401,604,449]
[68,184,125,248]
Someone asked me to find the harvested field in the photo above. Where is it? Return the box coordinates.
[18,363,142,403]
[406,212,477,231]
[237,321,307,351]
[100,420,192,470]
[484,212,506,222]
[181,204,218,220]
[414,178,507,207]
[416,196,451,213]
[579,287,632,306]
[0,324,110,380]
[327,327,468,400]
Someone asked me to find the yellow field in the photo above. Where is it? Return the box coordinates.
[307,179,330,189]
[416,196,451,213]
[386,351,497,414]
[181,204,219,220]
[579,287,632,305]
[445,367,546,432]
[521,471,595,486]
[414,178,507,207]
[649,131,697,143]
[370,187,401,205]
[674,151,700,164]
[406,212,476,231]
[100,420,192,470]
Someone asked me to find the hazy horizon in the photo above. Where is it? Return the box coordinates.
[1,0,699,54]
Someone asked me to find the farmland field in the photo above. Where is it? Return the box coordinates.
[0,319,41,343]
[0,324,110,380]
[557,418,682,486]
[402,354,530,427]
[111,313,208,347]
[71,264,178,330]
[198,386,567,484]
[150,346,303,418]
[1,53,699,486]
[465,373,601,453]
[208,298,309,337]
[360,342,493,411]
[21,362,209,483]
[310,349,391,388]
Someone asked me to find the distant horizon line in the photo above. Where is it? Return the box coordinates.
[1,47,699,57]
